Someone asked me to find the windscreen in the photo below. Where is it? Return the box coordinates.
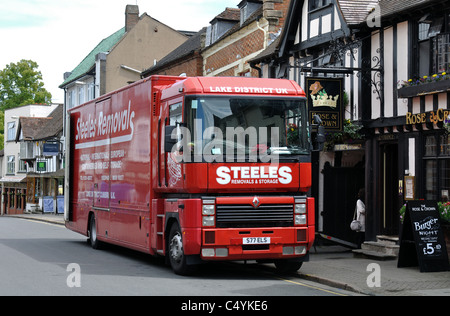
[177,96,309,163]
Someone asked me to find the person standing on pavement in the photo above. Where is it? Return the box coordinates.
[356,188,366,248]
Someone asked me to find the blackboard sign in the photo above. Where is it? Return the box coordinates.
[398,201,449,272]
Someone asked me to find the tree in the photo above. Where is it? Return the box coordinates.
[0,59,52,111]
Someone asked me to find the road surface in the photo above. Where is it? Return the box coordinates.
[0,216,356,298]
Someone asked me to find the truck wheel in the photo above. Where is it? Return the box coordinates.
[89,215,103,250]
[274,260,303,274]
[168,223,195,275]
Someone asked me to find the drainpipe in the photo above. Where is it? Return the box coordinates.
[256,18,268,51]
[250,62,263,78]
[251,17,268,78]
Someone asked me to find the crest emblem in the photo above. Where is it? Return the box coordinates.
[252,196,260,208]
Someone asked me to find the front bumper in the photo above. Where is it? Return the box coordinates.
[199,227,312,261]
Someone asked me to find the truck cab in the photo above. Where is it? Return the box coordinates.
[153,77,316,274]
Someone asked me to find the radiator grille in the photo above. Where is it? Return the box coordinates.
[216,203,294,228]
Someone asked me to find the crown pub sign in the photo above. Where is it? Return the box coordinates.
[306,77,343,132]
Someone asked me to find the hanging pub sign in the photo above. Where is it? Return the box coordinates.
[306,77,344,132]
[398,200,449,272]
[43,143,59,156]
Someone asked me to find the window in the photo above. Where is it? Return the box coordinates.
[419,23,430,41]
[184,96,310,163]
[418,22,431,76]
[423,133,450,201]
[78,86,85,105]
[88,82,95,101]
[206,8,240,46]
[238,0,262,25]
[433,33,450,73]
[309,0,331,11]
[428,17,444,38]
[68,90,76,109]
[416,11,450,76]
[240,4,248,24]
[58,178,64,195]
[7,122,15,141]
[169,102,182,126]
[7,155,15,174]
[19,159,27,173]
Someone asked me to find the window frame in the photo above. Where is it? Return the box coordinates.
[423,132,450,201]
[7,122,16,142]
[7,155,15,175]
[415,11,450,77]
[309,0,331,12]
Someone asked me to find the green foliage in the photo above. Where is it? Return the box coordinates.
[0,59,52,111]
[324,119,363,150]
[400,202,450,224]
[439,202,450,224]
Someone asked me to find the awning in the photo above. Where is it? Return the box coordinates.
[27,168,65,179]
[0,175,27,183]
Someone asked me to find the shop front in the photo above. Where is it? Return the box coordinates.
[1,175,27,215]
[26,169,65,214]
[364,100,450,241]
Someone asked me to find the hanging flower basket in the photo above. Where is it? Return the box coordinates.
[439,202,450,225]
[398,73,450,98]
[324,119,363,151]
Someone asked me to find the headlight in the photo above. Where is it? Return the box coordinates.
[294,198,307,225]
[202,216,215,227]
[295,203,306,214]
[202,199,216,227]
[202,204,215,215]
[295,214,307,225]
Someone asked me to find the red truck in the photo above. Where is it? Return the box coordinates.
[65,75,322,275]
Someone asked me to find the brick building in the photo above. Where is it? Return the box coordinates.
[142,28,206,77]
[142,0,291,79]
[203,0,291,78]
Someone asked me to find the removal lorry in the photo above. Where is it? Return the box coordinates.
[65,75,321,275]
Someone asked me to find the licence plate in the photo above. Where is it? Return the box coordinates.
[243,237,271,245]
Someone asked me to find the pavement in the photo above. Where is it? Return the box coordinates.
[4,213,450,296]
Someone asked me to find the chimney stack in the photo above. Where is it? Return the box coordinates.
[125,5,139,32]
[263,0,290,32]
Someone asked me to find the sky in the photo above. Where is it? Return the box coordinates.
[0,0,240,104]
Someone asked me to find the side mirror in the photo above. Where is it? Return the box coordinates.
[164,125,177,153]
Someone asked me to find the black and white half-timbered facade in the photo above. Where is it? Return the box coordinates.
[251,0,450,245]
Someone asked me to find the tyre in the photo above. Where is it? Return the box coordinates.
[168,223,196,275]
[274,259,303,274]
[89,215,103,250]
